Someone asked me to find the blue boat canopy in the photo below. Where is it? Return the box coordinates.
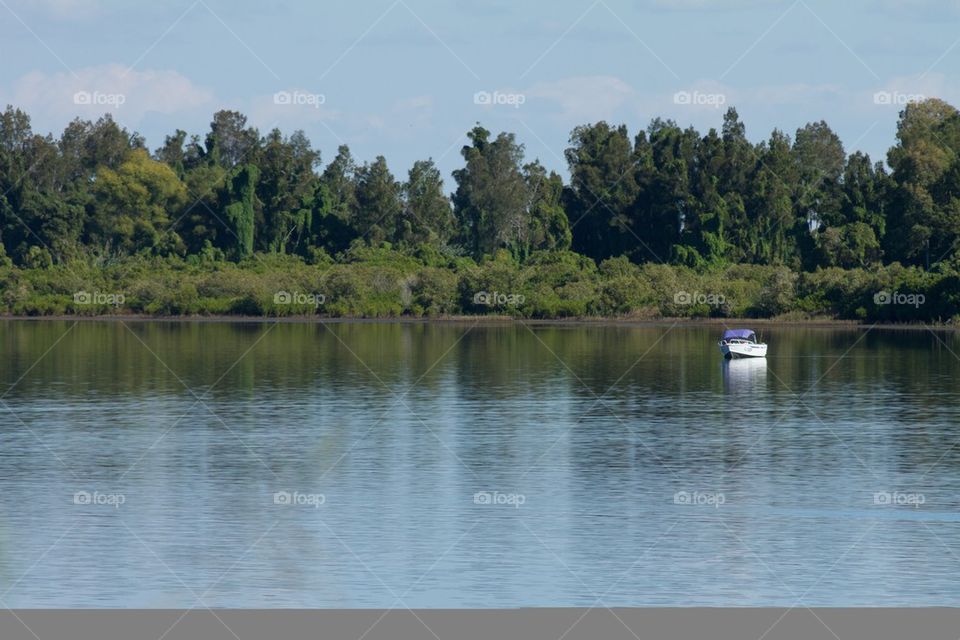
[721,329,756,340]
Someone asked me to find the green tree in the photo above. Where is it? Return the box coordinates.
[564,122,639,261]
[675,127,732,267]
[524,161,571,254]
[223,164,259,260]
[398,159,455,247]
[205,110,260,169]
[89,148,187,254]
[256,129,318,253]
[718,108,754,196]
[310,144,358,253]
[353,155,402,245]
[632,119,696,263]
[885,99,960,266]
[0,107,85,262]
[453,126,529,258]
[810,151,889,269]
[748,129,798,266]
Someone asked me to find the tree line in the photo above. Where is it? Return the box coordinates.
[1,100,959,272]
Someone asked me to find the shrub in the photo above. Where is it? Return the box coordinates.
[410,268,459,316]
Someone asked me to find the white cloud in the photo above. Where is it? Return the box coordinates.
[665,80,735,114]
[523,76,851,127]
[2,64,214,132]
[349,95,438,141]
[390,95,435,128]
[868,73,959,110]
[662,80,890,116]
[516,73,954,138]
[245,91,439,154]
[247,88,341,130]
[526,75,635,122]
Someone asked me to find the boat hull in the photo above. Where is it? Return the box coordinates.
[720,342,767,359]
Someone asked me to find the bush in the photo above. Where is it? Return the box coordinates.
[458,252,525,314]
[410,268,459,316]
[0,250,954,323]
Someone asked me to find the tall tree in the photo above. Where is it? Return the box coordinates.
[811,152,886,269]
[632,119,696,263]
[564,122,639,261]
[352,155,402,245]
[675,127,731,266]
[452,125,529,258]
[398,159,455,247]
[223,164,259,259]
[524,161,571,254]
[747,129,798,265]
[205,110,260,169]
[0,107,86,262]
[718,108,754,196]
[885,99,960,266]
[256,128,318,253]
[311,144,357,253]
[89,149,187,255]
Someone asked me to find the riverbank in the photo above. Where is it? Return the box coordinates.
[1,249,956,324]
[2,313,952,331]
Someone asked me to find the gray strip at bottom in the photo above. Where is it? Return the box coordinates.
[0,609,957,640]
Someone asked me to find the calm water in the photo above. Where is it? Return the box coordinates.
[1,319,959,607]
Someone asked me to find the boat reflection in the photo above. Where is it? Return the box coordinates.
[721,357,768,394]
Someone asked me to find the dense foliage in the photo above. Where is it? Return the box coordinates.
[1,101,960,322]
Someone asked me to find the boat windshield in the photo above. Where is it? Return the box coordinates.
[721,329,756,343]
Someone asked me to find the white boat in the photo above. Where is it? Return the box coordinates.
[718,329,767,359]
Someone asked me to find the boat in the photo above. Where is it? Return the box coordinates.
[718,329,767,359]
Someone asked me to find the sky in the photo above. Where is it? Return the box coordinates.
[1,0,959,182]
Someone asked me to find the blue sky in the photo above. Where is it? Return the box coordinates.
[1,0,958,181]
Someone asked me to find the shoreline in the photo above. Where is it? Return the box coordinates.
[0,314,953,331]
